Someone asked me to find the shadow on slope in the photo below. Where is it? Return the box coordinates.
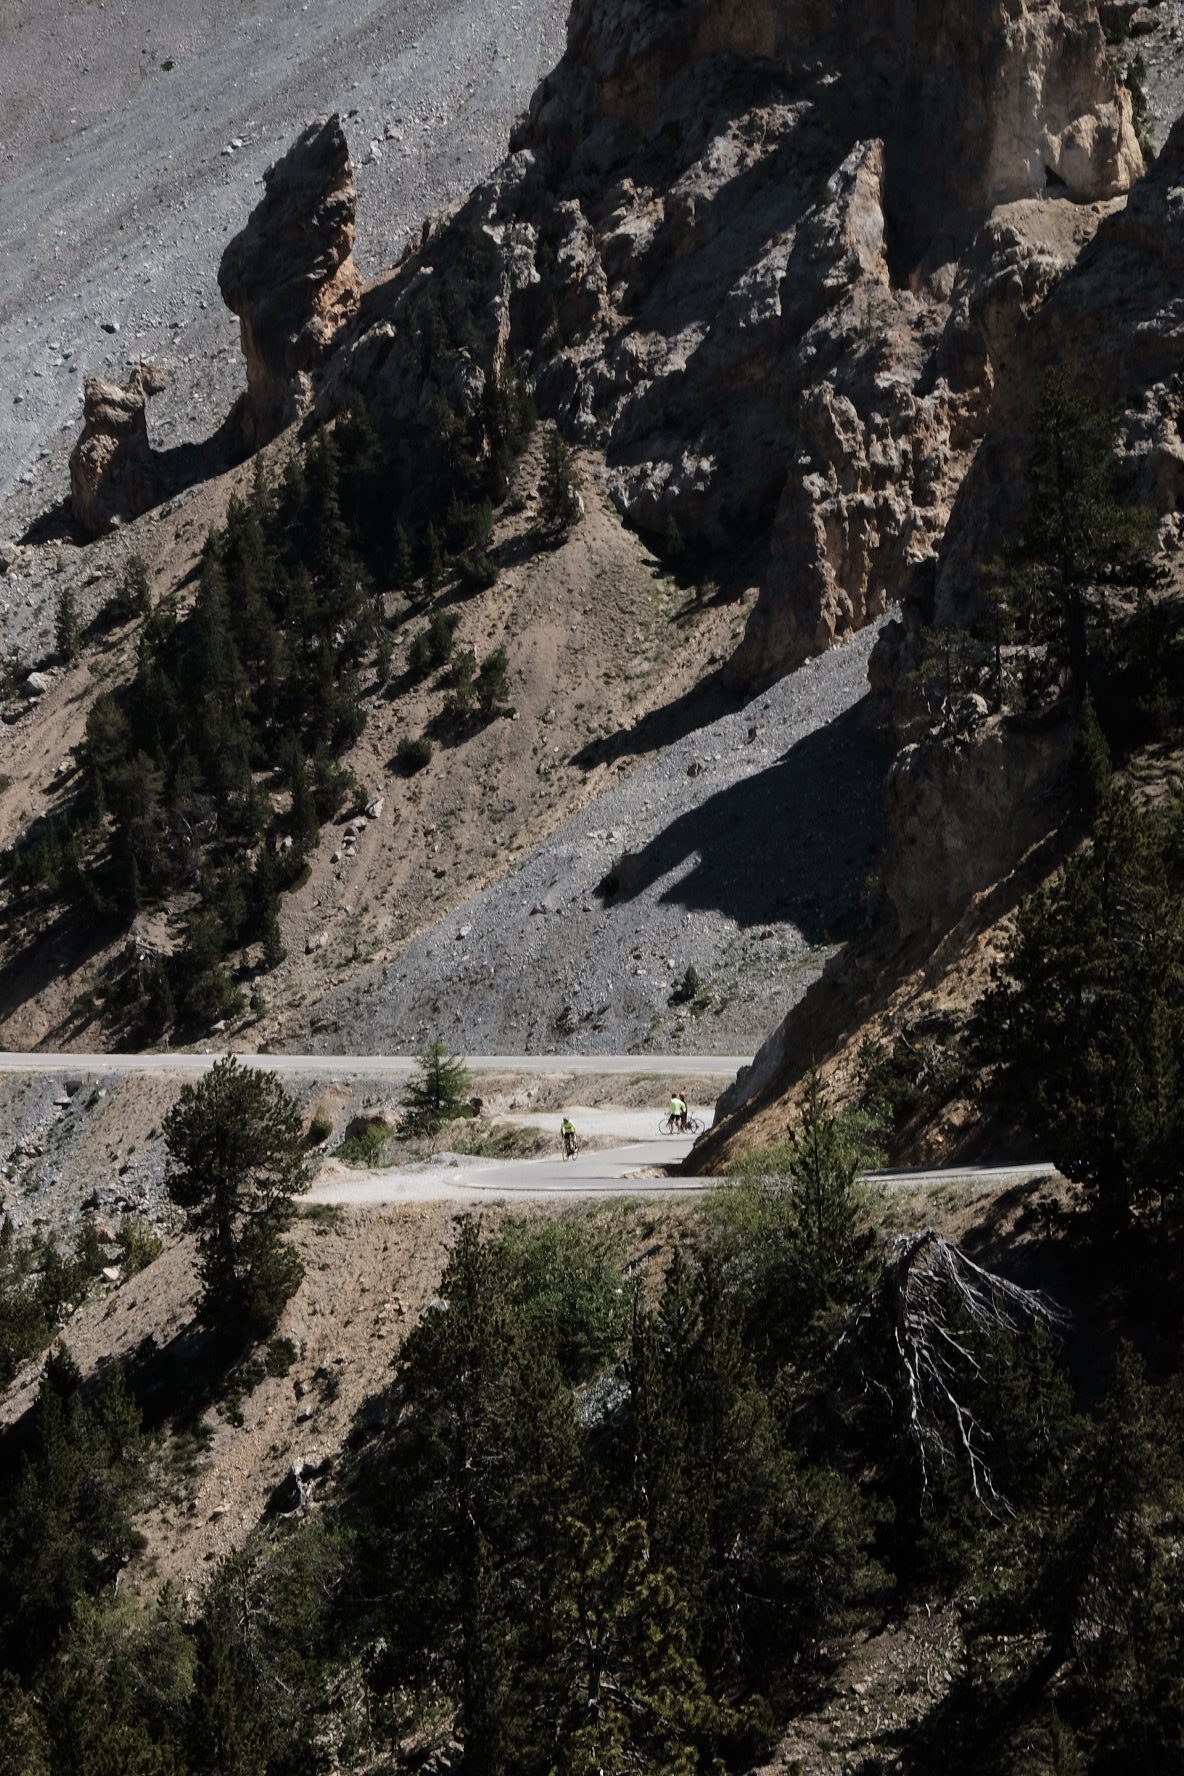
[573,666,741,769]
[18,408,249,550]
[602,698,890,941]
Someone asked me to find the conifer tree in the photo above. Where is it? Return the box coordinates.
[781,1070,878,1320]
[1001,370,1157,696]
[974,792,1184,1232]
[163,1056,309,1337]
[477,647,510,719]
[423,522,445,599]
[390,519,415,593]
[285,742,319,850]
[54,585,80,664]
[1073,686,1112,822]
[0,1671,49,1776]
[538,428,582,536]
[110,552,150,621]
[401,1037,472,1133]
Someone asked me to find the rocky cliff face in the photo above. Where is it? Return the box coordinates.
[219,115,361,445]
[324,0,1139,684]
[882,710,1077,934]
[867,109,1184,923]
[926,108,1184,635]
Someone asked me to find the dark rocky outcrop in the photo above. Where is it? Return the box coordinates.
[929,109,1184,636]
[219,114,361,445]
[68,362,168,537]
[882,712,1077,936]
[323,0,1141,684]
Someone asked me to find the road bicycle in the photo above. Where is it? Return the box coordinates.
[659,1113,704,1137]
[561,1133,580,1160]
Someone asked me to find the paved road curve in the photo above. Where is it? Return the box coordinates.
[307,1095,1058,1205]
[0,1052,1054,1204]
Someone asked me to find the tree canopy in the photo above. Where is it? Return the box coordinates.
[163,1056,310,1336]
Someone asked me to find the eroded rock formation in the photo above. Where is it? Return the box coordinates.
[931,109,1184,634]
[219,114,361,444]
[69,362,167,537]
[323,0,1141,684]
[870,108,1184,739]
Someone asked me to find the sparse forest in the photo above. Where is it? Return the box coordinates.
[0,314,538,1044]
[0,1078,1181,1774]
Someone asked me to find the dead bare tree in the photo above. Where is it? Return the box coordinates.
[848,1229,1067,1510]
[892,1230,1066,1504]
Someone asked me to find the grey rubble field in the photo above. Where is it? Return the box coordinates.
[302,623,890,1058]
[0,0,568,654]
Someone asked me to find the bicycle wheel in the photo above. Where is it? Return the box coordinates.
[686,1115,704,1135]
[659,1116,674,1136]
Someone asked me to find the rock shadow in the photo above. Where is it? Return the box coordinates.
[603,699,891,941]
[573,666,741,769]
[22,408,250,549]
[18,498,83,549]
[149,406,252,498]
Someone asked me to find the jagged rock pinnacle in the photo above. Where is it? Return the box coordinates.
[218,114,362,445]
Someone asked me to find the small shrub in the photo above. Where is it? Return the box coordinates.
[408,610,458,681]
[375,626,393,686]
[855,1028,966,1133]
[315,1363,341,1403]
[102,553,151,624]
[454,548,497,590]
[334,1116,393,1165]
[447,648,478,701]
[116,1215,163,1276]
[395,733,432,775]
[477,646,510,718]
[1,651,27,699]
[265,1336,298,1378]
[669,964,708,1010]
[310,751,355,823]
[307,1111,333,1146]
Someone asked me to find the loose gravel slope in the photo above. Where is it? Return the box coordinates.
[303,623,890,1056]
[0,0,568,646]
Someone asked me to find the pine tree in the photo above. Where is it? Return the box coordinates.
[54,585,80,664]
[973,792,1184,1232]
[127,552,151,614]
[0,1350,147,1669]
[333,395,387,560]
[401,1037,472,1134]
[286,742,319,850]
[1073,686,1112,823]
[538,428,582,536]
[781,1070,878,1321]
[477,646,510,719]
[0,1671,49,1776]
[539,1515,733,1776]
[390,519,415,593]
[252,843,286,969]
[108,552,151,621]
[422,522,445,600]
[163,1056,310,1337]
[1002,370,1157,696]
